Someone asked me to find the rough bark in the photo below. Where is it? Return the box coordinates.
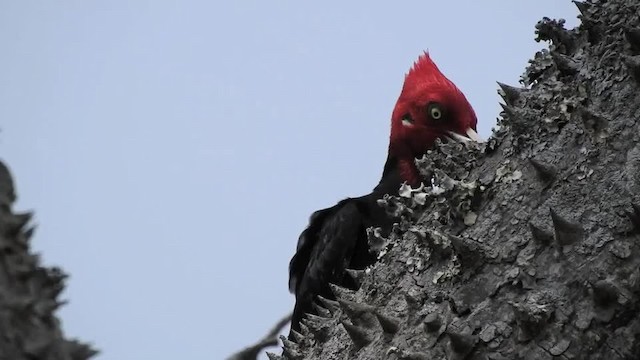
[0,161,96,359]
[274,0,640,359]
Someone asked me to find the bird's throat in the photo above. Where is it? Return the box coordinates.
[398,158,421,187]
[377,155,421,197]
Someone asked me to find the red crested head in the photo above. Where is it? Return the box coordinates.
[388,52,480,185]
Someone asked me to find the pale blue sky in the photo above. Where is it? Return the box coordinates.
[0,2,578,359]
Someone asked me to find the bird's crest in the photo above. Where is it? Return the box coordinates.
[400,52,458,99]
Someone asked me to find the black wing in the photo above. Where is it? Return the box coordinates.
[288,197,375,334]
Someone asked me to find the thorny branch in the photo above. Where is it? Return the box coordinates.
[225,312,292,360]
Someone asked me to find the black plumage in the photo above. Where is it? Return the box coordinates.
[288,156,402,336]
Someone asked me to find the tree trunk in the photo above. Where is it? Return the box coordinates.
[0,161,96,359]
[276,0,640,359]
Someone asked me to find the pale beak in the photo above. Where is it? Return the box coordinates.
[447,128,484,143]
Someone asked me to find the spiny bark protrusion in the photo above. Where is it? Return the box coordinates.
[550,208,584,246]
[341,321,374,349]
[449,235,489,265]
[625,28,640,53]
[374,311,400,334]
[301,315,330,342]
[551,52,579,75]
[282,347,303,360]
[329,283,356,300]
[447,331,477,356]
[497,82,524,106]
[500,103,518,120]
[529,158,557,183]
[572,0,591,17]
[280,336,303,360]
[338,298,375,317]
[280,335,298,351]
[574,0,602,44]
[299,323,310,337]
[423,313,442,332]
[311,301,331,318]
[399,351,430,360]
[624,55,640,82]
[511,300,553,342]
[289,329,304,344]
[625,203,640,233]
[304,313,327,323]
[592,280,618,307]
[266,352,283,360]
[529,222,553,246]
[316,295,340,314]
[338,298,377,327]
[345,268,366,288]
[592,280,619,323]
[499,103,529,132]
[3,211,32,236]
[23,337,55,359]
[404,293,422,311]
[22,226,36,242]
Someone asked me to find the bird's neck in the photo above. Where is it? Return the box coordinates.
[373,154,421,196]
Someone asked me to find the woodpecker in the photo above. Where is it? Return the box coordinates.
[288,52,480,336]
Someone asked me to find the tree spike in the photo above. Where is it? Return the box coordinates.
[304,313,328,324]
[299,322,310,336]
[280,335,304,360]
[329,283,355,300]
[301,317,329,342]
[572,1,591,17]
[345,268,366,288]
[374,311,400,334]
[529,158,557,183]
[625,28,640,53]
[625,203,640,233]
[404,293,421,311]
[289,329,305,344]
[423,313,442,332]
[511,300,552,341]
[316,295,340,314]
[447,331,477,355]
[22,226,36,241]
[341,321,373,349]
[280,335,298,351]
[632,203,640,217]
[449,235,488,265]
[592,280,618,307]
[497,82,524,106]
[337,298,375,322]
[624,55,640,82]
[500,103,518,119]
[266,352,284,360]
[299,318,315,329]
[630,203,640,229]
[4,212,33,236]
[551,52,579,75]
[311,301,331,318]
[282,347,303,360]
[400,352,430,360]
[550,208,584,246]
[529,222,553,246]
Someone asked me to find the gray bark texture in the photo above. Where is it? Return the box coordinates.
[273,0,640,359]
[0,161,96,360]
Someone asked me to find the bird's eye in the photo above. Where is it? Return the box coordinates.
[427,103,444,121]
